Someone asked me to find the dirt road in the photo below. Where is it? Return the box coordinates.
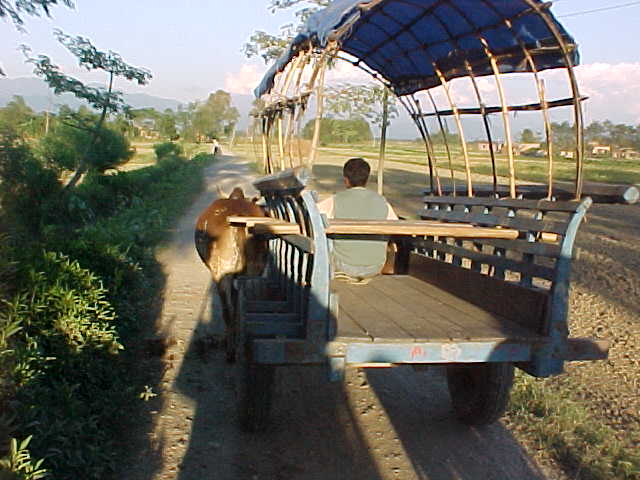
[121,154,573,480]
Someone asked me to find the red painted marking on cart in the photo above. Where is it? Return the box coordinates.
[410,346,426,359]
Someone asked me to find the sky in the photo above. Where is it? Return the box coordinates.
[2,0,640,125]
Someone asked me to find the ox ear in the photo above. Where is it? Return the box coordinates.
[229,187,245,200]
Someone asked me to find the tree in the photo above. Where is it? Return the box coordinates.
[0,0,73,29]
[549,121,574,151]
[243,1,329,63]
[519,128,539,143]
[302,117,372,144]
[157,109,177,139]
[0,95,35,130]
[1,0,74,75]
[192,90,239,141]
[40,122,134,174]
[22,29,151,188]
[0,124,62,233]
[325,83,398,141]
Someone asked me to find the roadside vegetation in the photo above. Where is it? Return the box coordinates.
[507,372,640,480]
[1,90,216,478]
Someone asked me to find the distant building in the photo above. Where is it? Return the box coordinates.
[590,144,612,156]
[615,148,640,160]
[132,118,159,139]
[514,143,541,155]
[472,141,505,153]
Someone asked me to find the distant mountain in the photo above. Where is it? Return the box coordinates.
[0,77,257,130]
[0,77,557,140]
[0,77,182,113]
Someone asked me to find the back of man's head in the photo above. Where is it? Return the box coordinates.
[343,157,370,187]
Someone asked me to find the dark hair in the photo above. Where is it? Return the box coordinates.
[343,157,370,187]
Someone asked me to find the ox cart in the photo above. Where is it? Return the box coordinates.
[231,0,609,431]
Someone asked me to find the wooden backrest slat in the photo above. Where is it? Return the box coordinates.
[423,196,584,212]
[474,238,561,258]
[415,239,555,281]
[419,209,569,235]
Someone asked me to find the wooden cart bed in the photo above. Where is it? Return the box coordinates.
[332,275,544,345]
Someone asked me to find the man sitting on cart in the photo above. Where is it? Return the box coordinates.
[317,157,398,283]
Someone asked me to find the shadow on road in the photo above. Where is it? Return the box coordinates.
[117,155,554,480]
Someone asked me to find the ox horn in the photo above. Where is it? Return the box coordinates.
[215,185,227,198]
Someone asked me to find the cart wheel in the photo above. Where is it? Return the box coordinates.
[446,362,514,426]
[236,351,275,432]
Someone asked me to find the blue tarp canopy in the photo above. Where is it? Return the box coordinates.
[255,0,579,98]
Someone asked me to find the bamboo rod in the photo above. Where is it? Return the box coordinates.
[291,50,311,167]
[435,68,473,197]
[480,38,516,198]
[413,96,585,117]
[539,79,554,199]
[277,113,286,170]
[377,87,389,195]
[426,90,456,195]
[280,54,305,168]
[473,2,556,199]
[413,96,442,195]
[399,95,435,194]
[465,60,498,195]
[308,49,330,169]
[521,0,584,199]
[267,116,275,174]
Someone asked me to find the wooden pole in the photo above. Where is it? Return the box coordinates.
[377,87,389,195]
[413,96,442,195]
[474,4,556,199]
[464,60,498,195]
[435,67,473,197]
[399,95,435,194]
[426,90,455,195]
[309,51,329,170]
[521,0,584,199]
[481,38,516,198]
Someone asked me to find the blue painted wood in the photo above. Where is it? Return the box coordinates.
[523,197,593,377]
[345,341,533,364]
[300,190,331,343]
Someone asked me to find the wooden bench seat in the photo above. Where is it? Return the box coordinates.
[332,275,544,345]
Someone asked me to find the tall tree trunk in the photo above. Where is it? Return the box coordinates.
[64,72,113,190]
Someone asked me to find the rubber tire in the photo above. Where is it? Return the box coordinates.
[446,362,514,426]
[237,357,275,432]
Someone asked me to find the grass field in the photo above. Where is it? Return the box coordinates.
[123,141,214,171]
[231,138,640,186]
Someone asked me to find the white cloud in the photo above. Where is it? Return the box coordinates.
[325,59,374,85]
[224,64,265,95]
[574,63,640,123]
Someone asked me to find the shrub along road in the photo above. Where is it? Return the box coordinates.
[119,154,579,480]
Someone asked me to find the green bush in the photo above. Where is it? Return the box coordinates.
[38,124,134,174]
[0,126,63,235]
[0,138,215,478]
[153,141,183,160]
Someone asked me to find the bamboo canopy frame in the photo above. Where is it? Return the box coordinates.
[252,0,585,200]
